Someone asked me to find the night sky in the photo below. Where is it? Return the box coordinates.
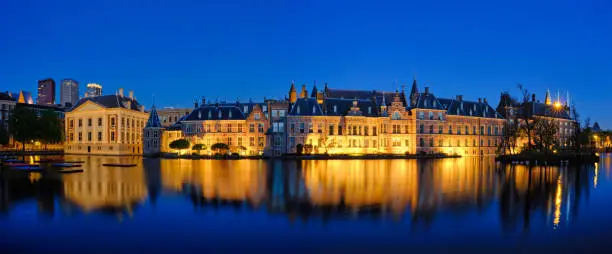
[1,0,611,127]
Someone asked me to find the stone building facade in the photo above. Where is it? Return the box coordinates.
[64,90,148,155]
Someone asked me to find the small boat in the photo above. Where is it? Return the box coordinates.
[52,163,81,168]
[2,159,25,163]
[35,159,57,163]
[6,163,38,167]
[11,166,43,172]
[102,163,137,167]
[58,169,84,174]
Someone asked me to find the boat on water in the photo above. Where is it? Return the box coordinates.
[58,169,84,174]
[10,166,43,172]
[6,163,38,167]
[2,159,25,163]
[102,163,137,167]
[52,163,81,168]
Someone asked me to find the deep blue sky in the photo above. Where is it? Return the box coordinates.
[1,0,611,127]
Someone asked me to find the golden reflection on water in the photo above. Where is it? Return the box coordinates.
[9,154,592,229]
[61,156,147,214]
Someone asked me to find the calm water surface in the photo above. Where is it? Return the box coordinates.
[1,155,612,252]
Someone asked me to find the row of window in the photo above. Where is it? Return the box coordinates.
[68,131,140,143]
[418,138,498,147]
[185,123,265,133]
[418,124,502,136]
[195,137,266,147]
[69,117,144,129]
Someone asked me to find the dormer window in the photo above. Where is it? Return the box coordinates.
[433,100,437,107]
[392,112,400,120]
[333,105,337,113]
[456,109,459,115]
[218,110,222,118]
[208,111,212,118]
[198,110,202,119]
[424,100,428,107]
[254,113,261,120]
[244,106,248,113]
[312,105,316,114]
[297,106,301,114]
[469,110,473,116]
[263,105,267,112]
[229,110,232,118]
[368,106,371,114]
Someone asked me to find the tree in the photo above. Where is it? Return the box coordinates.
[532,117,559,153]
[517,84,536,151]
[191,143,207,155]
[304,144,313,154]
[169,139,190,154]
[38,109,62,149]
[236,145,247,155]
[499,120,520,155]
[8,106,37,151]
[296,144,304,155]
[211,143,229,154]
[0,123,9,146]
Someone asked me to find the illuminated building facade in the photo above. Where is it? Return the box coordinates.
[156,107,191,127]
[64,88,148,155]
[177,100,268,155]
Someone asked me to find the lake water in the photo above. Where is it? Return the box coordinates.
[1,155,612,253]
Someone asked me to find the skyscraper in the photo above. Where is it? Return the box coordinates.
[85,83,103,97]
[60,79,79,107]
[37,78,56,105]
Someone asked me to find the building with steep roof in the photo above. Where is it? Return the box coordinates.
[177,100,268,155]
[64,89,148,155]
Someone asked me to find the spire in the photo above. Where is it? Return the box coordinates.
[544,89,552,105]
[145,104,162,128]
[409,78,419,107]
[311,83,318,98]
[289,81,297,103]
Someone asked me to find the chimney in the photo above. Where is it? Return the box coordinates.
[139,105,144,112]
[424,87,430,94]
[532,93,536,102]
[456,95,463,101]
[129,90,134,99]
[201,96,206,105]
[118,88,124,97]
[194,99,198,108]
[478,98,482,103]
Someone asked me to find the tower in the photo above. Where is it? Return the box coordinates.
[300,84,308,98]
[60,79,79,107]
[409,79,419,107]
[545,89,552,105]
[143,104,163,156]
[289,81,297,103]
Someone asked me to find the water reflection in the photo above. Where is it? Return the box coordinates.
[0,155,601,232]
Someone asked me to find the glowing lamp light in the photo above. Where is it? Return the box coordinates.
[553,102,562,108]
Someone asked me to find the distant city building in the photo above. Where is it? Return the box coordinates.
[156,107,191,127]
[60,79,79,108]
[85,83,103,97]
[65,88,147,155]
[37,78,56,105]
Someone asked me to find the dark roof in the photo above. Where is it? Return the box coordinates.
[528,102,571,119]
[325,88,407,106]
[145,106,162,128]
[439,98,503,119]
[0,92,15,101]
[288,98,324,116]
[184,105,246,121]
[324,98,379,117]
[413,92,445,110]
[71,95,143,111]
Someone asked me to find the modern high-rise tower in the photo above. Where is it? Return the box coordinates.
[60,79,79,107]
[85,83,103,97]
[37,78,56,105]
